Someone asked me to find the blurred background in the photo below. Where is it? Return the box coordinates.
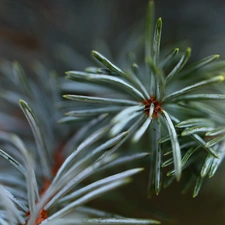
[0,0,225,224]
[1,0,225,69]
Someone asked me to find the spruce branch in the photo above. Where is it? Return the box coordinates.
[0,61,159,223]
[62,0,225,195]
[0,106,157,224]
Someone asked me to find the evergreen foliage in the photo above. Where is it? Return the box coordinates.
[63,0,225,197]
[0,1,225,224]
